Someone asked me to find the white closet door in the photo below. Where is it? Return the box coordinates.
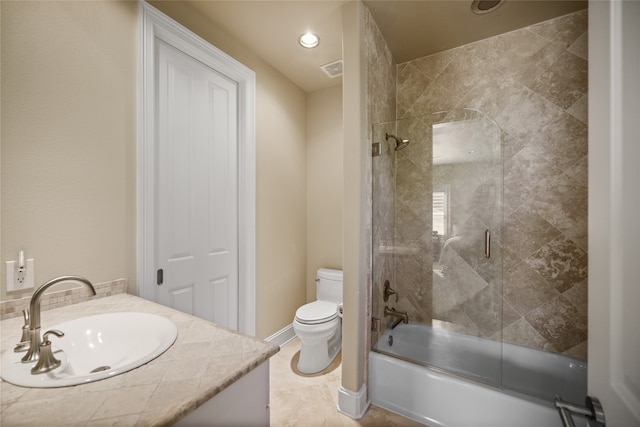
[155,39,239,329]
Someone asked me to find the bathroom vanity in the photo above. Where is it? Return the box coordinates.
[0,293,279,426]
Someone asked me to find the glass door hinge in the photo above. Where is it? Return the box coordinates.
[372,142,381,157]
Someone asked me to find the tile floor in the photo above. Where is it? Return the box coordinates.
[269,338,425,427]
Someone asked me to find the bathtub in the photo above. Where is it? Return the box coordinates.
[369,322,588,427]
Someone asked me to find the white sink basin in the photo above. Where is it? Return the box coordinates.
[1,312,177,388]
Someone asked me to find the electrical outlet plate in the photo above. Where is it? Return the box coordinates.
[6,259,35,292]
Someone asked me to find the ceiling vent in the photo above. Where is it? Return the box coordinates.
[321,59,343,78]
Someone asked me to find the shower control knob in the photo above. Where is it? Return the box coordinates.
[383,280,397,302]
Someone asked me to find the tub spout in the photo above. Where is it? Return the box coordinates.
[21,276,96,365]
[390,317,404,330]
[384,306,409,325]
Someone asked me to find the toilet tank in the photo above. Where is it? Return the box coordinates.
[316,268,343,304]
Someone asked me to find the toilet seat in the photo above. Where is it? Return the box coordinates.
[295,301,338,325]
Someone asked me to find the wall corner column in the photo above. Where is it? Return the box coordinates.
[339,0,370,419]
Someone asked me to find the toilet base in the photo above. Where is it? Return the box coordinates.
[296,325,342,374]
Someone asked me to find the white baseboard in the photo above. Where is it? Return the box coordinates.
[265,323,296,348]
[337,384,370,419]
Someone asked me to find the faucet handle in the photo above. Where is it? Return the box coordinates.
[14,310,31,352]
[383,280,398,302]
[31,329,65,375]
[42,329,64,343]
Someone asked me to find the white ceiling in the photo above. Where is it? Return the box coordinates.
[182,0,587,93]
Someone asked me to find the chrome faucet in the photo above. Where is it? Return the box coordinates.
[21,276,96,365]
[384,306,409,326]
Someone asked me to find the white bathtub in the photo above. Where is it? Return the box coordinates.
[369,322,588,427]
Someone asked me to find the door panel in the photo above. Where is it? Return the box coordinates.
[212,278,230,326]
[170,285,195,315]
[589,1,640,425]
[155,39,239,329]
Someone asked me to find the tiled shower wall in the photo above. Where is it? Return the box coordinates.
[394,9,588,359]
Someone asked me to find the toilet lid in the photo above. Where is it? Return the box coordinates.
[295,301,338,325]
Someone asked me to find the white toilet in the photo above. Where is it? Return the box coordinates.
[293,268,343,374]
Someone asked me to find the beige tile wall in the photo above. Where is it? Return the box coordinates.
[387,9,588,359]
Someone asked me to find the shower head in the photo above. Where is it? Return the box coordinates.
[386,133,410,151]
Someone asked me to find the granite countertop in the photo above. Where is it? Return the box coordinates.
[0,293,279,426]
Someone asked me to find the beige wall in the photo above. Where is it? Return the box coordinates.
[1,1,137,301]
[306,85,343,300]
[1,1,315,340]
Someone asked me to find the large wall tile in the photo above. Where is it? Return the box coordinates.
[466,27,564,86]
[527,173,588,235]
[377,9,588,357]
[525,236,588,293]
[461,286,519,337]
[403,80,460,118]
[529,51,588,110]
[397,64,433,118]
[410,48,461,80]
[501,317,557,352]
[527,9,588,48]
[504,261,559,316]
[524,295,588,353]
[504,144,564,212]
[504,208,562,260]
[567,93,588,124]
[568,32,588,61]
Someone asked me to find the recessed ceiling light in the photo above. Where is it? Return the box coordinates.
[471,0,506,14]
[299,32,320,49]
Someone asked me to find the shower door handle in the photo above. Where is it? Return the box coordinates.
[484,230,491,259]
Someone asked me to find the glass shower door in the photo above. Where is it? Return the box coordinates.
[429,109,503,384]
[371,109,504,387]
